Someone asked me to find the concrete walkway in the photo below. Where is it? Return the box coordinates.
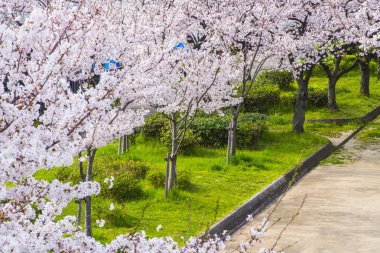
[225,138,380,253]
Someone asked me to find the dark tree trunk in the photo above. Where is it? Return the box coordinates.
[322,56,340,111]
[293,78,308,133]
[85,148,97,237]
[292,68,313,133]
[359,57,371,97]
[321,56,358,111]
[169,113,178,189]
[328,77,338,111]
[377,57,380,80]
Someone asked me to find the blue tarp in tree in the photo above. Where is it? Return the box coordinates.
[104,59,122,71]
[174,42,189,51]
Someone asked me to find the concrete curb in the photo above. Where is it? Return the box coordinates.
[207,142,336,237]
[207,105,380,238]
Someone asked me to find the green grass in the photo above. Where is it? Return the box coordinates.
[34,73,380,244]
[267,73,380,137]
[321,149,356,165]
[36,129,327,244]
[307,74,380,119]
[269,73,380,119]
[356,121,380,143]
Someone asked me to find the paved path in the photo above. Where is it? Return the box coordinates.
[225,137,380,253]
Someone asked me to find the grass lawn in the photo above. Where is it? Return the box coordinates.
[307,73,380,119]
[36,130,328,244]
[268,72,380,136]
[35,73,380,244]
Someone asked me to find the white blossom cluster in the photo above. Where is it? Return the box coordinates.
[0,0,378,252]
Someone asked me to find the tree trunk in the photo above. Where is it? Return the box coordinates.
[292,69,313,133]
[226,123,232,164]
[118,136,122,155]
[377,57,380,80]
[123,134,128,153]
[165,153,170,198]
[77,151,85,227]
[328,77,338,111]
[321,55,358,112]
[169,113,178,189]
[359,58,370,97]
[85,148,96,237]
[77,199,82,227]
[230,113,238,156]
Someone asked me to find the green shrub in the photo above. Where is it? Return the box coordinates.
[191,114,266,148]
[277,87,327,108]
[236,118,266,148]
[95,204,134,227]
[159,128,201,154]
[308,87,328,108]
[124,160,151,179]
[191,117,229,148]
[147,170,166,188]
[243,85,280,113]
[279,93,296,108]
[147,169,192,190]
[93,160,151,180]
[101,172,144,202]
[141,113,167,139]
[255,70,294,90]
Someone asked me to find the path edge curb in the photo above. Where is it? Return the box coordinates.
[206,106,380,238]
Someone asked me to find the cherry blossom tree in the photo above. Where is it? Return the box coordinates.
[132,0,239,192]
[323,0,380,97]
[185,0,286,158]
[1,0,378,252]
[320,51,358,111]
[0,0,151,244]
[273,0,351,132]
[352,0,380,96]
[0,0,235,250]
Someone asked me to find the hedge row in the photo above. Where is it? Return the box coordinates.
[243,86,329,112]
[141,113,267,150]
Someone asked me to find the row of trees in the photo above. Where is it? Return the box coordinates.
[0,0,379,252]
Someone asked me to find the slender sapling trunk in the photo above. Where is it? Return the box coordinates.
[77,151,86,227]
[169,112,178,189]
[85,148,97,237]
